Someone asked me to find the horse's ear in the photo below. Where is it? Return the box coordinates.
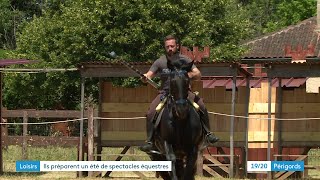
[181,60,194,72]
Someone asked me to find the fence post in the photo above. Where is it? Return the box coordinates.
[88,106,94,177]
[197,150,203,176]
[22,111,28,160]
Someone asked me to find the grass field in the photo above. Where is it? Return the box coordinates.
[1,146,319,179]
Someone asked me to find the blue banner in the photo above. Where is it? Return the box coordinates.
[271,161,304,171]
[16,161,40,172]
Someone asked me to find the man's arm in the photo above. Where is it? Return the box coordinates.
[188,67,201,80]
[141,71,156,83]
[144,71,155,79]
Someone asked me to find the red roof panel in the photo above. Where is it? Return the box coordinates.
[202,78,307,89]
[0,59,37,66]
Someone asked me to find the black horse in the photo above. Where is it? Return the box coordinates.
[150,59,204,180]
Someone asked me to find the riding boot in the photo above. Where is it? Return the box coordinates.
[200,109,219,144]
[139,115,157,153]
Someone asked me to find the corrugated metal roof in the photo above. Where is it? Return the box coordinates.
[264,60,320,65]
[242,17,320,59]
[0,59,36,66]
[202,78,307,89]
[78,60,239,66]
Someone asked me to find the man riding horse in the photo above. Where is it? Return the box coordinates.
[139,34,219,153]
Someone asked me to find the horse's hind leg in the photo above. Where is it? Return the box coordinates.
[164,141,178,180]
[183,147,199,180]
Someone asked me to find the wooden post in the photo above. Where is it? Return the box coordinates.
[88,106,94,177]
[277,78,283,159]
[0,72,3,174]
[196,150,203,176]
[267,77,272,179]
[79,77,85,177]
[244,77,250,177]
[229,68,237,178]
[22,111,28,160]
[96,78,102,162]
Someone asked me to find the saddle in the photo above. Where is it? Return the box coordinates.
[152,91,201,129]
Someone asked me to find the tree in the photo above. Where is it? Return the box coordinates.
[4,0,253,110]
[240,0,316,36]
[265,0,316,32]
[0,0,43,49]
[0,0,16,49]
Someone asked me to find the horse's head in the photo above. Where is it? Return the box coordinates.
[168,59,193,119]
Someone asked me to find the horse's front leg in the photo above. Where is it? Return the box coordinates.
[164,141,177,180]
[183,146,199,180]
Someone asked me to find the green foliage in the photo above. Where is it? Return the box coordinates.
[0,0,15,49]
[0,0,43,49]
[3,0,317,110]
[241,0,316,36]
[265,0,316,32]
[0,49,9,58]
[3,0,253,110]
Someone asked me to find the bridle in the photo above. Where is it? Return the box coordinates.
[168,69,190,119]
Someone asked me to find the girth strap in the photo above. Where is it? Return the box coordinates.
[154,108,165,129]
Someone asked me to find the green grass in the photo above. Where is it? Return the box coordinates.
[3,145,78,162]
[2,145,78,179]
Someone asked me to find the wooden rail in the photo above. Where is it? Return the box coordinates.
[273,154,320,180]
[203,154,240,178]
[2,109,98,118]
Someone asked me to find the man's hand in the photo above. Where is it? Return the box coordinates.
[188,68,201,80]
[140,74,148,83]
[141,71,155,83]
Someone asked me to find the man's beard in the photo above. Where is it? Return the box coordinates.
[167,50,175,57]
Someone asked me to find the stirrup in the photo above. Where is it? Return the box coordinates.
[139,142,161,155]
[205,132,219,144]
[188,99,200,111]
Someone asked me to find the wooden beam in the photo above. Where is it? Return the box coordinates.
[203,164,223,178]
[101,102,320,113]
[266,63,320,78]
[100,140,145,147]
[100,131,320,142]
[204,154,230,174]
[101,131,146,141]
[104,146,130,177]
[79,64,150,78]
[101,103,149,113]
[0,72,2,174]
[22,111,28,160]
[2,109,98,118]
[87,107,94,177]
[274,155,307,179]
[197,63,235,76]
[79,62,250,78]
